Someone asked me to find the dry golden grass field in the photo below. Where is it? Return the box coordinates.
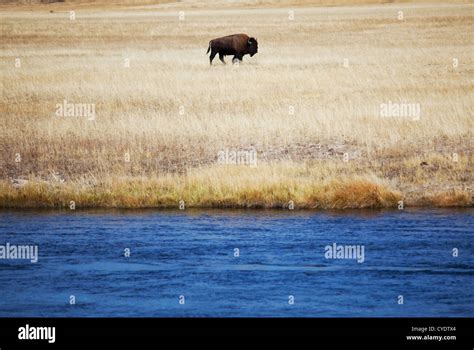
[0,1,472,209]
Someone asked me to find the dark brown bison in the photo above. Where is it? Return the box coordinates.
[206,34,258,65]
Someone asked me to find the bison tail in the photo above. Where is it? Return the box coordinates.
[206,41,211,55]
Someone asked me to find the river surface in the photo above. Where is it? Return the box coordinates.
[0,208,472,317]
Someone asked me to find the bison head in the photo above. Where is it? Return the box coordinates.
[247,37,258,57]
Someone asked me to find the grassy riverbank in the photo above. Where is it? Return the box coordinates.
[0,2,472,209]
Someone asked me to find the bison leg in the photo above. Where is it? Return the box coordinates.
[232,55,243,64]
[209,50,217,65]
[219,53,226,65]
[210,51,217,65]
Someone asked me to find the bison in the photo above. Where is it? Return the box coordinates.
[206,34,258,65]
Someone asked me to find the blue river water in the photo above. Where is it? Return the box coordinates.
[0,208,472,317]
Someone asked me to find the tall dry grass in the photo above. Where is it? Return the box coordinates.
[0,162,404,209]
[0,3,472,208]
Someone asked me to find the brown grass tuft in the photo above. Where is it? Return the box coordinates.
[426,190,472,207]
